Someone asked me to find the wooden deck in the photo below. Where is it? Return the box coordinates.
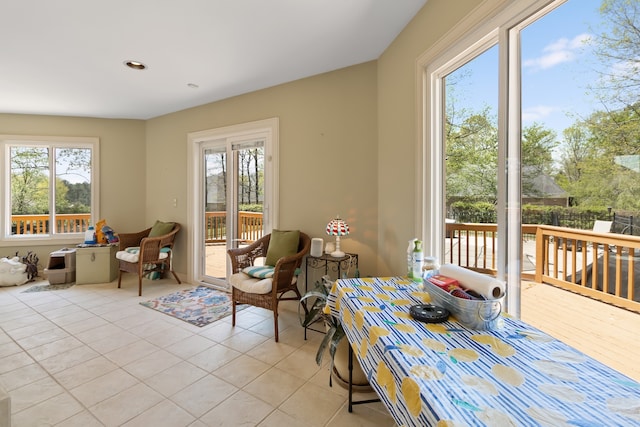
[521,280,640,382]
[444,226,639,381]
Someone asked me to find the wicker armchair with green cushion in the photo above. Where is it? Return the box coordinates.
[115,221,181,296]
[228,230,311,342]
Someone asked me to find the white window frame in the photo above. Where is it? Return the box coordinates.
[416,0,562,317]
[0,135,100,246]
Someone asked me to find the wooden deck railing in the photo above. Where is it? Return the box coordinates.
[238,211,264,242]
[11,214,91,235]
[205,211,226,242]
[204,211,264,243]
[446,223,497,274]
[445,222,640,313]
[535,225,639,313]
[13,211,264,244]
[445,222,538,277]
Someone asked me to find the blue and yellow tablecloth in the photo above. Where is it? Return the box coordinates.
[326,276,640,426]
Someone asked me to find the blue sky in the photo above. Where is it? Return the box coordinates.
[452,0,605,140]
[521,0,603,137]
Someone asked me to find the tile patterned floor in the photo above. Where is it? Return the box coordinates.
[0,277,395,427]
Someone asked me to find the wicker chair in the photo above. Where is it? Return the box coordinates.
[116,222,181,296]
[228,232,311,342]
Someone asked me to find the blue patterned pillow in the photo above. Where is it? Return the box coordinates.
[243,265,275,279]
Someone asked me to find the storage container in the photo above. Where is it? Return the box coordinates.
[75,245,118,284]
[421,256,440,279]
[44,249,76,284]
[423,279,503,330]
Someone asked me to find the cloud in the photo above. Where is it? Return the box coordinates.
[609,59,640,78]
[523,33,591,71]
[522,105,557,122]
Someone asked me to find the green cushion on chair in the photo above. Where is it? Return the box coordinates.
[149,220,175,237]
[265,229,300,266]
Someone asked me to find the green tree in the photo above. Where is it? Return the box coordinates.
[584,106,640,209]
[446,113,558,202]
[10,147,49,214]
[63,181,91,213]
[521,123,558,197]
[55,178,71,213]
[553,0,640,210]
[590,0,640,109]
[557,124,591,185]
[446,111,498,201]
[237,148,263,206]
[557,105,640,209]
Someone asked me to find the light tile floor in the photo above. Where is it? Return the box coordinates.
[0,277,395,427]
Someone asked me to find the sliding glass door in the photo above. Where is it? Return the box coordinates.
[189,118,278,289]
[201,138,265,287]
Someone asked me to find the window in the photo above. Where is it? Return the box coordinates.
[1,135,99,242]
[421,0,638,317]
[418,0,563,316]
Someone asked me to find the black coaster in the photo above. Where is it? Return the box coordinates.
[409,304,450,323]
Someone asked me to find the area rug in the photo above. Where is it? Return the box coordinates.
[140,286,245,327]
[22,282,75,293]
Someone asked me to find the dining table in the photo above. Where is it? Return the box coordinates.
[326,276,640,426]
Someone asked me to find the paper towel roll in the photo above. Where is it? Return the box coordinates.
[438,264,505,299]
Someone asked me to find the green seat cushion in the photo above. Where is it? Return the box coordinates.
[149,220,175,237]
[265,229,300,266]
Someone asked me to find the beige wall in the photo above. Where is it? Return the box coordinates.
[145,61,379,277]
[0,113,146,268]
[376,0,481,275]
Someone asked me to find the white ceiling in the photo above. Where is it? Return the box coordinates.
[1,0,427,120]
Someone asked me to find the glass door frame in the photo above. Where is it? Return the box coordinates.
[226,136,266,257]
[187,118,279,289]
[416,0,560,317]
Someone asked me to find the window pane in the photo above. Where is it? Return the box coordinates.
[519,0,640,276]
[237,146,264,208]
[10,146,50,235]
[4,137,97,239]
[236,144,264,243]
[55,147,92,233]
[444,46,498,267]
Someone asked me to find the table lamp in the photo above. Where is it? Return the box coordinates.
[326,215,349,257]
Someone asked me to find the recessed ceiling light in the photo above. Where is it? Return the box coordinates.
[187,83,199,89]
[124,60,147,70]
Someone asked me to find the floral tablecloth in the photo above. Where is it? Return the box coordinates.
[326,276,640,426]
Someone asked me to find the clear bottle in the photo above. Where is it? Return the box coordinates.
[407,238,417,279]
[412,240,423,282]
[422,256,440,280]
